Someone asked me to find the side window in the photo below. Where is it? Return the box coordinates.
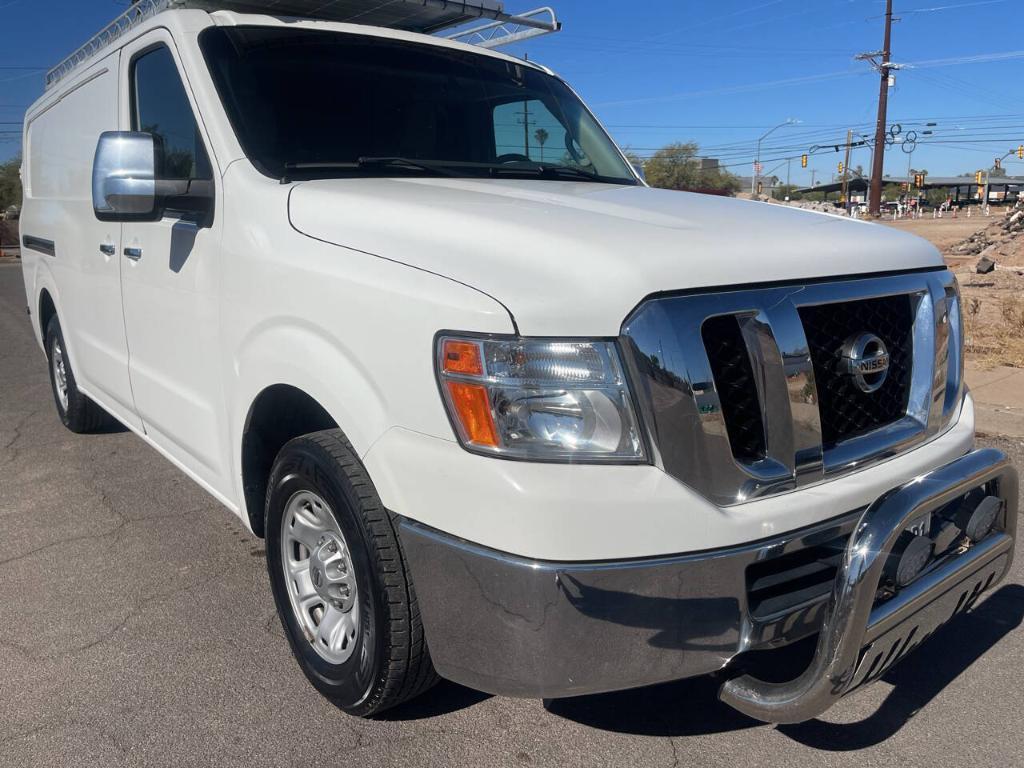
[492,99,571,165]
[132,45,212,181]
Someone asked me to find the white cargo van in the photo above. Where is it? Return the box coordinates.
[19,0,1018,722]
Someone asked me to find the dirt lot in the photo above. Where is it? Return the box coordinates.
[881,207,1024,368]
[882,214,994,253]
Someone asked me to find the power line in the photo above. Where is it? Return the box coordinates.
[597,69,868,108]
[870,0,1012,16]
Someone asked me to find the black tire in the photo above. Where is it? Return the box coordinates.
[45,315,108,433]
[265,429,438,716]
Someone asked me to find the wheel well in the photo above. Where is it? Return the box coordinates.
[241,385,338,537]
[38,289,57,342]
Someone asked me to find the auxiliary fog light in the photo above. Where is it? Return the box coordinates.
[886,533,934,588]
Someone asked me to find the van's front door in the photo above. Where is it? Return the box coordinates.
[117,32,231,500]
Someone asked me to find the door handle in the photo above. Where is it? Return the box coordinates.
[124,247,143,261]
[99,244,116,256]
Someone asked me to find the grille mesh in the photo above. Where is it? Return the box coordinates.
[702,315,766,462]
[799,295,915,446]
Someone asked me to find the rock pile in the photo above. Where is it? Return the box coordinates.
[769,199,848,215]
[948,200,1024,262]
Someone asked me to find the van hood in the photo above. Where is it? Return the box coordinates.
[288,177,943,337]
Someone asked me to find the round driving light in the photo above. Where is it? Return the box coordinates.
[887,534,933,588]
[965,495,1003,543]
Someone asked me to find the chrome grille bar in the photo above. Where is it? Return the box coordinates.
[622,270,963,507]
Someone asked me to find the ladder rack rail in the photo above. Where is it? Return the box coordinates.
[46,0,169,90]
[45,0,561,92]
[444,7,559,49]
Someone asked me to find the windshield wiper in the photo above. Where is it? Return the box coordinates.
[486,163,611,183]
[281,157,455,183]
[357,156,460,176]
[537,165,603,182]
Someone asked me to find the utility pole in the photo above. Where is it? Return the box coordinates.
[785,157,792,202]
[841,130,853,213]
[810,168,817,188]
[865,0,895,217]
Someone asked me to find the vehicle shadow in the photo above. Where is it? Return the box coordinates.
[94,417,129,434]
[373,680,493,721]
[545,584,1024,746]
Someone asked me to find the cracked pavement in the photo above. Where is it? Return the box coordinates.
[2,261,1024,767]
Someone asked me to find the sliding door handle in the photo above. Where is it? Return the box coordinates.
[99,243,116,256]
[124,247,143,261]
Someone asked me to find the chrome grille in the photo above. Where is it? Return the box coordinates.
[702,315,767,461]
[799,294,915,445]
[622,270,963,506]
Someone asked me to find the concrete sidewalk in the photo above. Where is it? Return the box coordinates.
[967,361,1024,438]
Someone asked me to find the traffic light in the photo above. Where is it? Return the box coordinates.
[995,158,1002,171]
[1019,145,1024,160]
[975,171,984,185]
[915,173,925,188]
[757,182,764,195]
[901,182,909,192]
[838,162,845,174]
[801,154,808,169]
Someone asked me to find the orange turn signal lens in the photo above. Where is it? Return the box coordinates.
[446,381,498,447]
[442,340,484,376]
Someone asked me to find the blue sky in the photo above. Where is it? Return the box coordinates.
[2,0,1023,184]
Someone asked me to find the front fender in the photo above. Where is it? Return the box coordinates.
[230,318,388,494]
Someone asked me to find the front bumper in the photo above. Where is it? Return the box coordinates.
[399,448,1017,718]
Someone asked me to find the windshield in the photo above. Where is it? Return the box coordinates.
[199,26,638,185]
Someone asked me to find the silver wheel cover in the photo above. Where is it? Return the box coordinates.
[280,490,360,665]
[52,339,69,411]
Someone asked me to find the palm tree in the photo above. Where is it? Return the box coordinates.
[534,128,550,163]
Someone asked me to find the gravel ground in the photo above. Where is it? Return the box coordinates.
[2,261,1023,768]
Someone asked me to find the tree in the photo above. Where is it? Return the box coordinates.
[925,187,949,207]
[644,142,741,196]
[644,142,700,190]
[881,183,905,201]
[0,154,21,212]
[533,128,549,163]
[772,184,802,201]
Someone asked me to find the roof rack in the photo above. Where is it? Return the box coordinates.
[445,6,558,49]
[45,0,560,91]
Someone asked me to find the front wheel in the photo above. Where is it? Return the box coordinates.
[265,429,438,716]
[45,315,109,433]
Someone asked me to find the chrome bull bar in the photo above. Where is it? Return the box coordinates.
[720,447,1019,724]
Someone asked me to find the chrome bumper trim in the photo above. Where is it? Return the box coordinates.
[398,509,862,699]
[719,447,1018,724]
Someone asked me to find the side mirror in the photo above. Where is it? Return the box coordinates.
[631,162,647,183]
[92,131,159,221]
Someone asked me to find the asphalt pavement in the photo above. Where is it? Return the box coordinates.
[2,260,1023,768]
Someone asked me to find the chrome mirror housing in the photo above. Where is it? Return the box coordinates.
[92,131,158,221]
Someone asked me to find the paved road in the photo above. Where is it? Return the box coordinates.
[2,260,1023,768]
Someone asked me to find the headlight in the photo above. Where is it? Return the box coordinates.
[436,335,646,462]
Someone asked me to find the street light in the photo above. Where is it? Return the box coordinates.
[752,118,801,197]
[984,147,1022,208]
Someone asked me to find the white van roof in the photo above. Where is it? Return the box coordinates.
[45,0,559,91]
